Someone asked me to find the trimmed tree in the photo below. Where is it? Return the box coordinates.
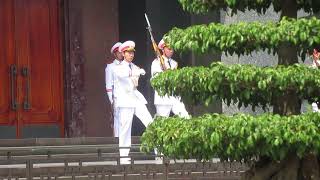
[142,0,320,179]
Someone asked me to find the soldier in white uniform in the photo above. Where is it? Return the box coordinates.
[105,42,123,137]
[113,40,153,164]
[151,39,190,118]
[311,49,320,112]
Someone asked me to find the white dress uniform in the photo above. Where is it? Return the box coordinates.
[105,42,122,137]
[151,39,190,118]
[113,41,153,164]
[311,59,320,112]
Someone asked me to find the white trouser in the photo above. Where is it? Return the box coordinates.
[155,101,190,118]
[118,104,153,159]
[312,102,319,112]
[113,107,119,137]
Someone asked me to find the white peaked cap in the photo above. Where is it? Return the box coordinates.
[119,40,135,53]
[110,42,122,54]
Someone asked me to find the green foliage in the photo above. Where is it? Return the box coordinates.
[151,62,320,110]
[164,17,320,58]
[145,0,320,169]
[178,0,320,14]
[141,112,320,162]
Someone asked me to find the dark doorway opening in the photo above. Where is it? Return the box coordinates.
[119,0,149,136]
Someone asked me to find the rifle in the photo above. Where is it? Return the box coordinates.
[144,13,167,71]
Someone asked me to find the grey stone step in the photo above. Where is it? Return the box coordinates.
[0,136,142,147]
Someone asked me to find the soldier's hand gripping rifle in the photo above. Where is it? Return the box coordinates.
[144,13,167,71]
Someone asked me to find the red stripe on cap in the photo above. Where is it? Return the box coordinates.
[120,45,130,52]
[112,47,119,53]
[120,46,135,52]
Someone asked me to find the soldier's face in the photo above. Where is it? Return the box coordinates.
[123,51,135,62]
[114,51,123,60]
[163,47,174,58]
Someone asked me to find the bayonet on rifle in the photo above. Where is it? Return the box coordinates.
[145,13,166,71]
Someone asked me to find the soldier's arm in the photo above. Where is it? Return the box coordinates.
[131,63,146,76]
[105,65,114,103]
[151,59,162,77]
[113,64,145,80]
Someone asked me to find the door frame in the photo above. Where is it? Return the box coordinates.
[62,0,87,137]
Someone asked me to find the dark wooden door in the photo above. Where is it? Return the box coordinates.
[0,0,64,138]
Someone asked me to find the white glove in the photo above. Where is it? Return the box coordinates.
[132,68,146,76]
[139,69,146,75]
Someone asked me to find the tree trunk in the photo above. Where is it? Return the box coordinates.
[242,154,320,180]
[301,153,320,179]
[272,91,301,115]
[270,155,299,180]
[273,0,300,115]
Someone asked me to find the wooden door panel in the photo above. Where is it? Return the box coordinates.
[0,0,64,137]
[15,0,63,125]
[0,0,16,125]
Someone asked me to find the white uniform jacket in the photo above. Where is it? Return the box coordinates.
[113,61,147,107]
[311,59,320,112]
[151,56,179,105]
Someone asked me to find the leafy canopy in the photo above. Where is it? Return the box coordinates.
[151,62,320,110]
[141,113,320,162]
[178,0,320,14]
[164,17,320,58]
